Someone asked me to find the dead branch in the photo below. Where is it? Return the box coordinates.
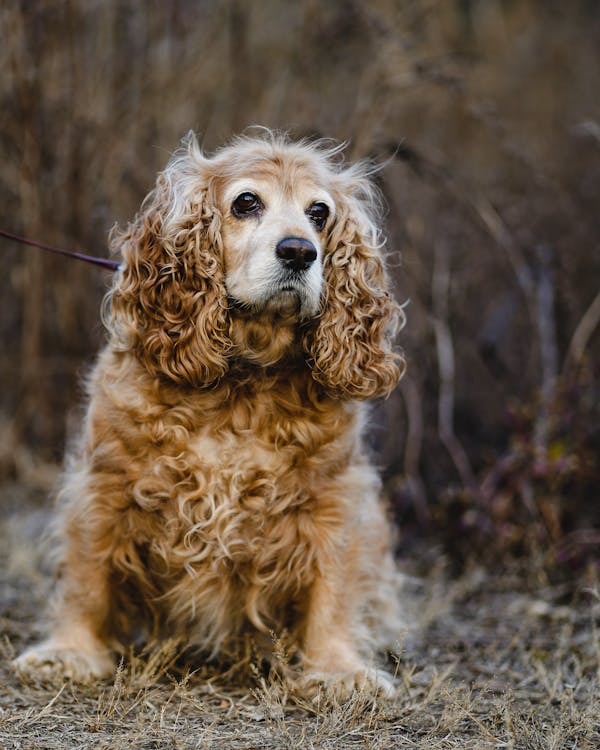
[564,288,600,372]
[532,244,558,456]
[432,240,477,491]
[400,376,429,522]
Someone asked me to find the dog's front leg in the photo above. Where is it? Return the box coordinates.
[14,520,116,682]
[300,564,395,700]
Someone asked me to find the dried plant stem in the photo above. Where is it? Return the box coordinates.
[401,377,429,522]
[532,244,558,456]
[432,241,476,491]
[564,288,600,372]
[470,196,558,457]
[9,6,44,445]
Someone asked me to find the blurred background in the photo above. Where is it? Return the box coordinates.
[1,0,599,577]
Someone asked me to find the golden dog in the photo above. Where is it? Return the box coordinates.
[16,132,405,697]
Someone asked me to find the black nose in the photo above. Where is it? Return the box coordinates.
[276,237,317,272]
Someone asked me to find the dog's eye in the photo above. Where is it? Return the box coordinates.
[306,202,330,231]
[232,192,262,217]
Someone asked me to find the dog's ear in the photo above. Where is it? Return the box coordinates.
[304,169,405,399]
[106,135,232,387]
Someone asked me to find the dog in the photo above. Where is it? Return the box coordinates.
[15,131,405,698]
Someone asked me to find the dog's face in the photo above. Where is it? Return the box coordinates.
[218,166,335,319]
[109,133,403,396]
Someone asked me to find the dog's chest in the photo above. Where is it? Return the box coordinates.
[181,423,321,527]
[118,390,361,631]
[134,402,351,587]
[188,428,290,491]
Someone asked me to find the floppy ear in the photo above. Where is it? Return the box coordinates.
[304,173,404,399]
[106,137,232,387]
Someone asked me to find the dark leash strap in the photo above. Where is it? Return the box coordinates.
[0,229,120,271]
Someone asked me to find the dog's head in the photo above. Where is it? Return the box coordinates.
[108,132,404,398]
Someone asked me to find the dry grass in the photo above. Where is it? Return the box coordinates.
[1,487,598,749]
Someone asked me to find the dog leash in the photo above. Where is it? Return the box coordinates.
[0,229,120,271]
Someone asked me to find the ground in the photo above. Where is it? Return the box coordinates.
[1,483,598,750]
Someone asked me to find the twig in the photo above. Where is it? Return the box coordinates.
[23,683,67,726]
[431,241,477,491]
[400,376,429,522]
[563,288,600,372]
[532,244,558,457]
[470,195,534,298]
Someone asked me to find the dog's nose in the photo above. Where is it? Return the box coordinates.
[276,237,317,272]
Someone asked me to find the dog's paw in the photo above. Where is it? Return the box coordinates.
[297,666,396,703]
[13,641,114,683]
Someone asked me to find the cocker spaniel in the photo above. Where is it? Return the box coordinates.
[15,132,405,698]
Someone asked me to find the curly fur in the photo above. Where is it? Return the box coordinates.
[16,132,406,695]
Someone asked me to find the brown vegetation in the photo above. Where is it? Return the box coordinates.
[2,1,599,572]
[2,1,599,559]
[1,1,599,746]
